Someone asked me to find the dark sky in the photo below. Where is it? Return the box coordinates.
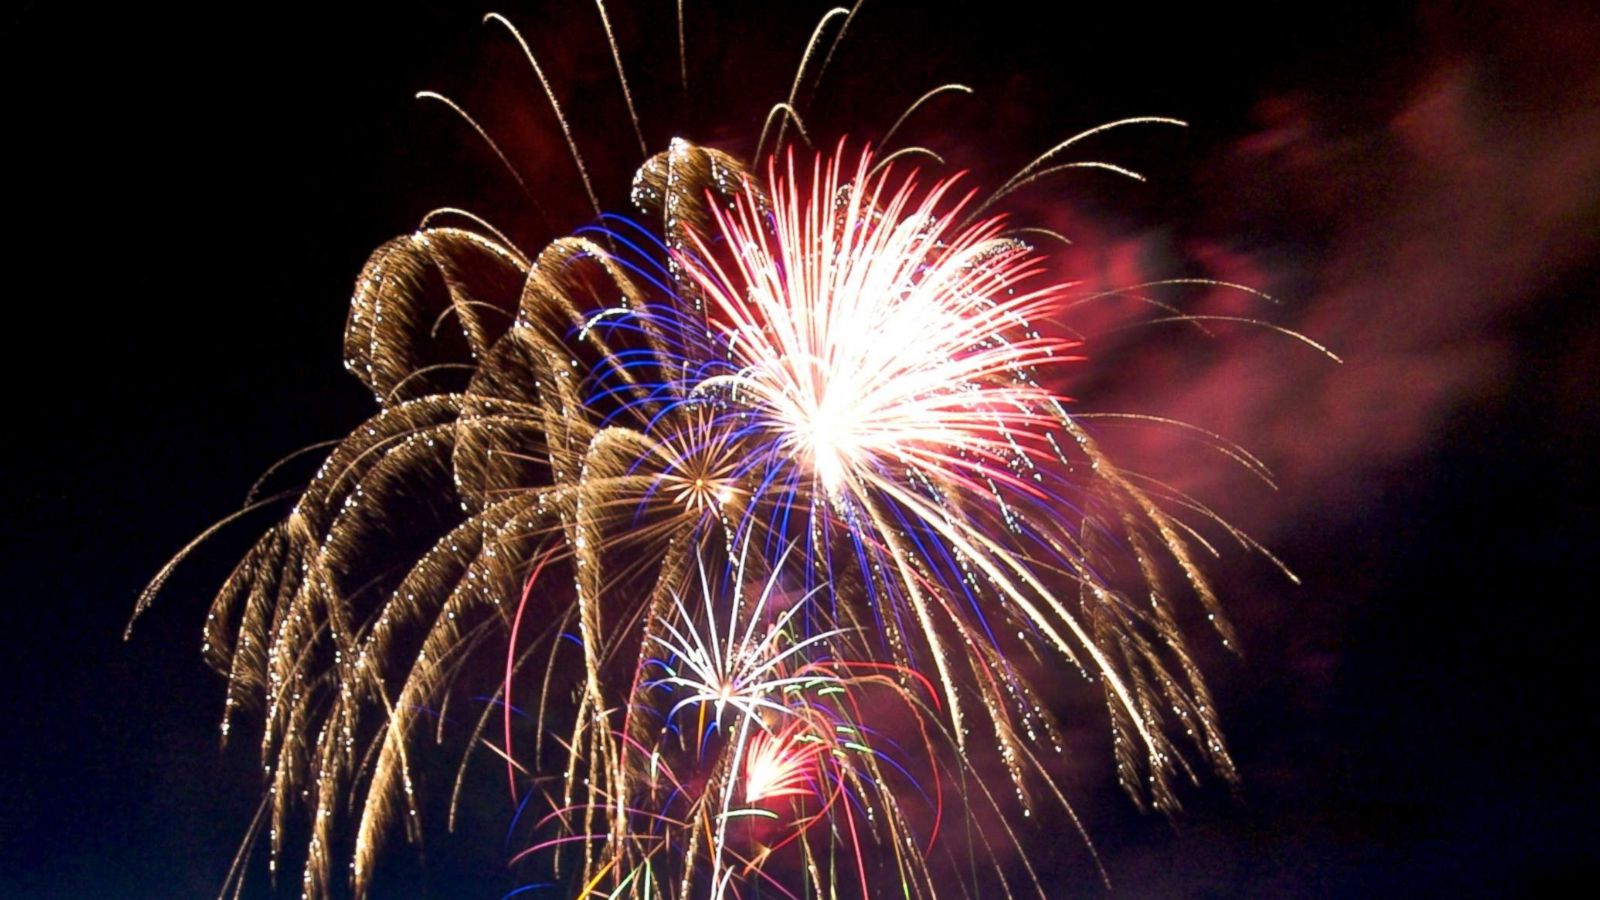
[4,1,1598,897]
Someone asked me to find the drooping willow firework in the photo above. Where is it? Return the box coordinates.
[130,5,1333,899]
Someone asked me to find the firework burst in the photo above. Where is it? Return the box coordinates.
[129,4,1329,898]
[504,549,945,900]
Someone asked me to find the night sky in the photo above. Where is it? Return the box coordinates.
[5,1,1598,897]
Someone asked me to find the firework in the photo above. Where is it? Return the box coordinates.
[489,541,948,900]
[129,4,1327,898]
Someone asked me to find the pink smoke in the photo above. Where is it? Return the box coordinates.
[1055,16,1600,541]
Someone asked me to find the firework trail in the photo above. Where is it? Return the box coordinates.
[129,4,1330,898]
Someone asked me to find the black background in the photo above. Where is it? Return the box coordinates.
[4,1,1598,897]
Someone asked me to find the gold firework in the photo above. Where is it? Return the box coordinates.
[130,5,1333,898]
